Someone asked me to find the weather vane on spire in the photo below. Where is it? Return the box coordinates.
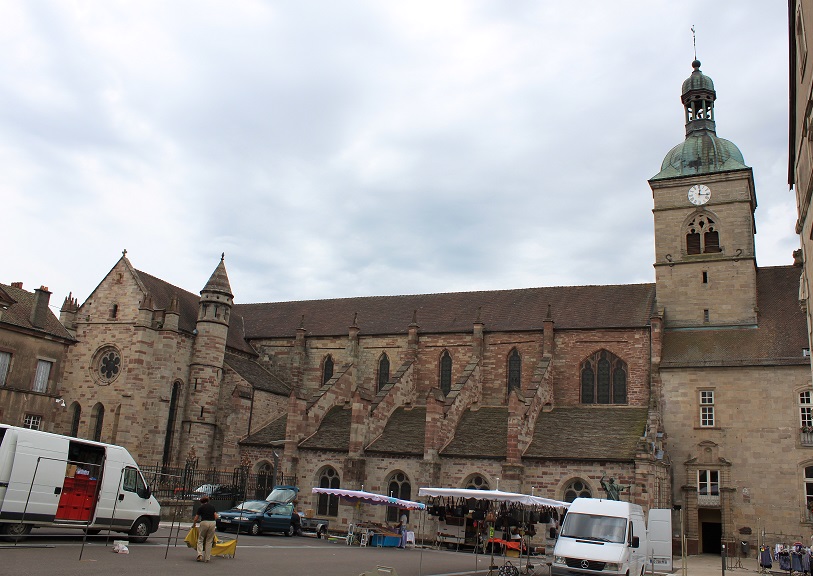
[691,25,697,60]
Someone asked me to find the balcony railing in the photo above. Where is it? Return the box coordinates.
[801,431,813,447]
[697,494,720,507]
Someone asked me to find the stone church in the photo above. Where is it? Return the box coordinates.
[45,60,811,554]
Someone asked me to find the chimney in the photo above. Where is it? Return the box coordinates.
[30,286,51,329]
[11,282,22,289]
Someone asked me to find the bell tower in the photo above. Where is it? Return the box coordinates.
[649,60,757,328]
[178,254,233,467]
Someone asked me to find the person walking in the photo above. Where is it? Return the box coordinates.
[193,495,218,562]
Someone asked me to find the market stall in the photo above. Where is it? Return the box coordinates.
[311,488,425,548]
[418,487,569,576]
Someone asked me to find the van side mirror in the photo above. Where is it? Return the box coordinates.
[631,536,640,548]
[138,486,151,499]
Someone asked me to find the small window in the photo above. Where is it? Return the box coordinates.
[703,309,710,323]
[698,470,719,495]
[507,349,521,393]
[110,304,118,319]
[69,402,81,437]
[91,403,105,441]
[440,351,452,396]
[801,391,812,429]
[23,414,42,430]
[0,351,10,386]
[805,466,813,518]
[700,390,715,427]
[377,354,390,392]
[32,360,52,393]
[322,355,334,385]
[702,271,708,284]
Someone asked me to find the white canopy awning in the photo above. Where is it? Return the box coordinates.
[312,487,426,510]
[417,487,569,509]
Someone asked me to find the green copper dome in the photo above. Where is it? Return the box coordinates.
[651,60,748,180]
[654,133,746,179]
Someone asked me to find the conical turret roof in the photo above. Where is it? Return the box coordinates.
[202,254,233,297]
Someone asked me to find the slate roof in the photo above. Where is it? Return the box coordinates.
[441,407,508,459]
[524,407,648,461]
[224,353,291,396]
[661,266,808,367]
[366,407,426,455]
[0,283,74,341]
[235,283,656,338]
[298,406,352,452]
[136,270,255,355]
[240,415,288,446]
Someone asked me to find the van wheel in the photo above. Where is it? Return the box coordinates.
[1,523,32,542]
[128,517,151,543]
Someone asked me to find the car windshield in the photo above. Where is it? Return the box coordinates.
[233,501,268,512]
[561,513,627,544]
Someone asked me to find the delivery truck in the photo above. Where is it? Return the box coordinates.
[0,424,161,542]
[551,497,648,576]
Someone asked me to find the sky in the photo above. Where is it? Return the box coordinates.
[1,1,796,309]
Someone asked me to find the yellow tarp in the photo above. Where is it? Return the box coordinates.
[184,526,237,558]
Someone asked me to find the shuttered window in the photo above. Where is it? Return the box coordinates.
[33,360,51,393]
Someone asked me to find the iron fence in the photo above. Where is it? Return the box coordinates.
[140,464,296,503]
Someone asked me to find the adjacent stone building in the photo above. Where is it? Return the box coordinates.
[21,57,810,554]
[0,282,74,431]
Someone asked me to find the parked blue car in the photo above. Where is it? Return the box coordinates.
[216,500,299,536]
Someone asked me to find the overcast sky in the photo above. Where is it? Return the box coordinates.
[2,1,795,309]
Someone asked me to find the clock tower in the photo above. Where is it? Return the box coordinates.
[649,60,757,328]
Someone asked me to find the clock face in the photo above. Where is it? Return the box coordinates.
[688,184,711,206]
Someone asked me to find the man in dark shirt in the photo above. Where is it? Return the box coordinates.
[193,496,218,562]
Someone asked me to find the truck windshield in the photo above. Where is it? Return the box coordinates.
[561,513,627,544]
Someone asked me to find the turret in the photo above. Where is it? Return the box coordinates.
[178,254,234,467]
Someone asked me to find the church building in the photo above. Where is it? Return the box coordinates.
[43,60,811,554]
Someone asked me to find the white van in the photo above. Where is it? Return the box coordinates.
[552,498,648,576]
[0,425,161,542]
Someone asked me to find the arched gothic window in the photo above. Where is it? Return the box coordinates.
[378,354,390,393]
[317,467,340,517]
[90,402,105,442]
[322,355,334,385]
[563,478,593,502]
[686,213,722,255]
[69,402,81,438]
[440,351,452,396]
[463,474,490,490]
[386,471,411,523]
[507,348,521,393]
[580,350,627,404]
[162,381,181,467]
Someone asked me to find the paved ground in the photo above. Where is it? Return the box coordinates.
[0,524,769,576]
